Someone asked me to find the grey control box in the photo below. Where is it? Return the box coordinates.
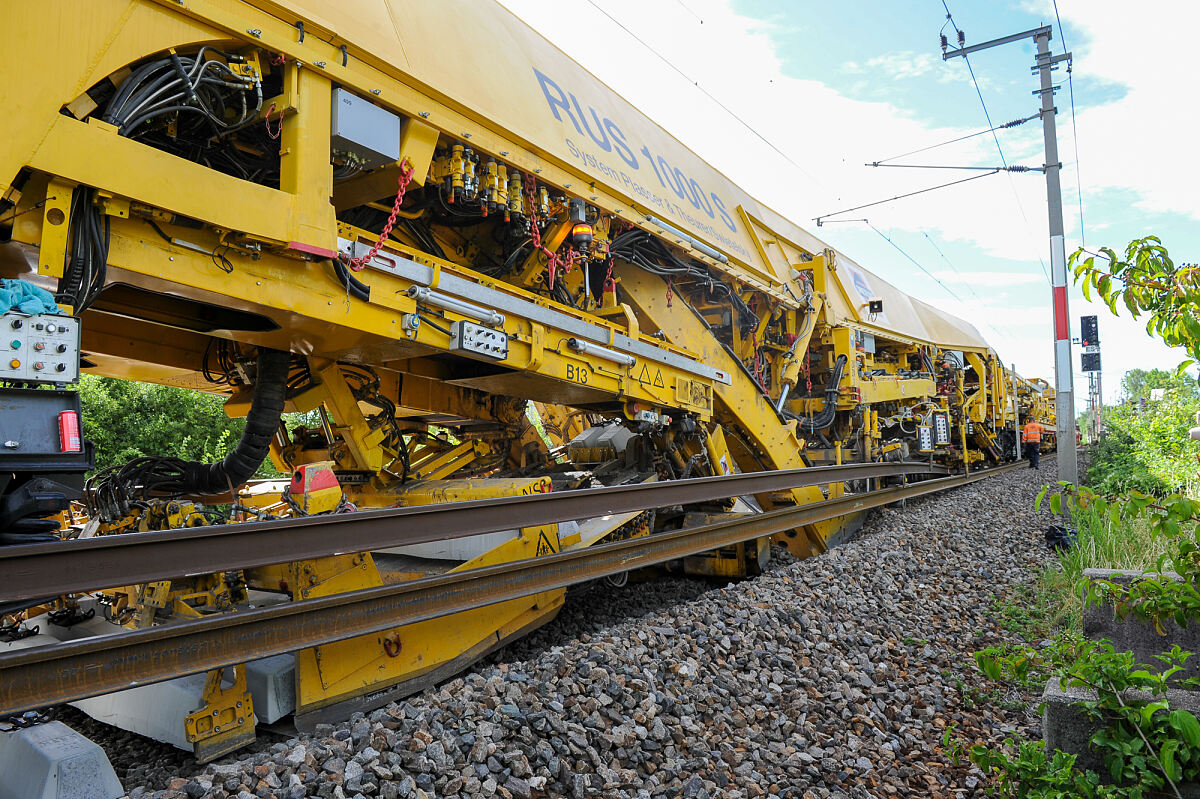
[1,312,81,384]
[449,320,509,362]
[330,88,400,169]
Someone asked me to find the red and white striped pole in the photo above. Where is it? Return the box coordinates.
[1035,28,1078,483]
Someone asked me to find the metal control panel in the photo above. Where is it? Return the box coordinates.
[1,313,81,384]
[932,411,951,446]
[449,320,509,362]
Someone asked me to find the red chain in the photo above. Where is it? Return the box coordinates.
[805,349,813,393]
[345,159,414,272]
[665,277,675,309]
[264,102,281,139]
[524,174,566,289]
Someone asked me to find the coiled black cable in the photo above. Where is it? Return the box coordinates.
[87,348,290,518]
[797,355,848,433]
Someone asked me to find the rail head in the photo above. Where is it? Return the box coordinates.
[0,462,1021,716]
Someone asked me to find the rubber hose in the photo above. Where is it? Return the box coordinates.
[332,257,371,301]
[799,355,848,432]
[182,347,290,494]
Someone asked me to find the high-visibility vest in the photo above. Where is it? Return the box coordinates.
[1022,422,1043,443]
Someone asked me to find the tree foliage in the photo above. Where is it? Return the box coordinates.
[1069,236,1200,368]
[1088,375,1200,496]
[1121,368,1199,403]
[79,375,258,474]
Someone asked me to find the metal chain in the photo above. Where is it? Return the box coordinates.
[344,159,415,272]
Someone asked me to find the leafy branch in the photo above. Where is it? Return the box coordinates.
[973,640,1200,796]
[1069,236,1200,368]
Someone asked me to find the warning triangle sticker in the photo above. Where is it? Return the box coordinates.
[637,363,651,385]
[535,530,558,556]
[652,369,665,388]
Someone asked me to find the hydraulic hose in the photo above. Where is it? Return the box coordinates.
[798,355,848,433]
[331,256,371,301]
[183,347,291,494]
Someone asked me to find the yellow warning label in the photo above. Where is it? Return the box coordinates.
[535,530,558,556]
[652,369,665,388]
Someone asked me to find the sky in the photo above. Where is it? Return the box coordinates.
[499,0,1200,405]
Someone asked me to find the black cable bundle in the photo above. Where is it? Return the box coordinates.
[330,257,371,302]
[56,187,110,313]
[609,229,757,333]
[101,46,261,138]
[86,348,290,519]
[339,363,410,481]
[796,355,848,433]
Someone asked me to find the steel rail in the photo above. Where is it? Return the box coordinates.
[0,462,1022,716]
[0,461,942,602]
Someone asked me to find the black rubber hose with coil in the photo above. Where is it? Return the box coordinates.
[798,354,848,433]
[181,346,291,494]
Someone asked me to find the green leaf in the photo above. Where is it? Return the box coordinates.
[1161,738,1181,782]
[974,652,1002,682]
[1050,492,1062,515]
[1170,709,1200,746]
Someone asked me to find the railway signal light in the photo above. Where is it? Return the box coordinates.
[1081,315,1099,347]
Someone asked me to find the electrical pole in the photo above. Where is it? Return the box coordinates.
[943,25,1078,483]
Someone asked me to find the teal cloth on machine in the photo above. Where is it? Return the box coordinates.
[0,278,60,314]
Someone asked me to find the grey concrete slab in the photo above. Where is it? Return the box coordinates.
[1082,568,1200,686]
[1042,678,1200,795]
[0,721,122,799]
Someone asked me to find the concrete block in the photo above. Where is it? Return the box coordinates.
[1042,678,1200,794]
[0,721,122,799]
[1082,568,1200,685]
[245,654,296,723]
[72,673,209,750]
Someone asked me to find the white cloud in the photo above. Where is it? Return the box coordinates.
[864,51,935,80]
[499,0,1188,394]
[932,270,1044,287]
[1025,0,1200,221]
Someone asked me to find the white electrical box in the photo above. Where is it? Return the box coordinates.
[449,320,509,361]
[330,88,401,169]
[1,312,80,384]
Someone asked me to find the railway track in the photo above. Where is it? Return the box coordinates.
[0,460,1023,719]
[0,461,940,603]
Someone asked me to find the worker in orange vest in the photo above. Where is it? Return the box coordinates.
[1022,417,1045,469]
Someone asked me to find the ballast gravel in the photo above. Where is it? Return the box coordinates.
[97,463,1060,798]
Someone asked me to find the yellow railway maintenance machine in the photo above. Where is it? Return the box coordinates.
[0,0,1054,760]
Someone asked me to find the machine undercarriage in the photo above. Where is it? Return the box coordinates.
[0,0,1057,761]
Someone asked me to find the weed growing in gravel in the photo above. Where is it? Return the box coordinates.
[1041,485,1200,634]
[990,585,1056,641]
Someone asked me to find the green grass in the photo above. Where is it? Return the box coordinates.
[1038,505,1175,631]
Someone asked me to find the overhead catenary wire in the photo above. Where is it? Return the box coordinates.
[581,0,829,196]
[1052,0,1086,246]
[939,0,1052,284]
[866,163,1042,172]
[867,223,963,303]
[870,113,1038,165]
[814,169,1000,225]
[921,231,1008,342]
